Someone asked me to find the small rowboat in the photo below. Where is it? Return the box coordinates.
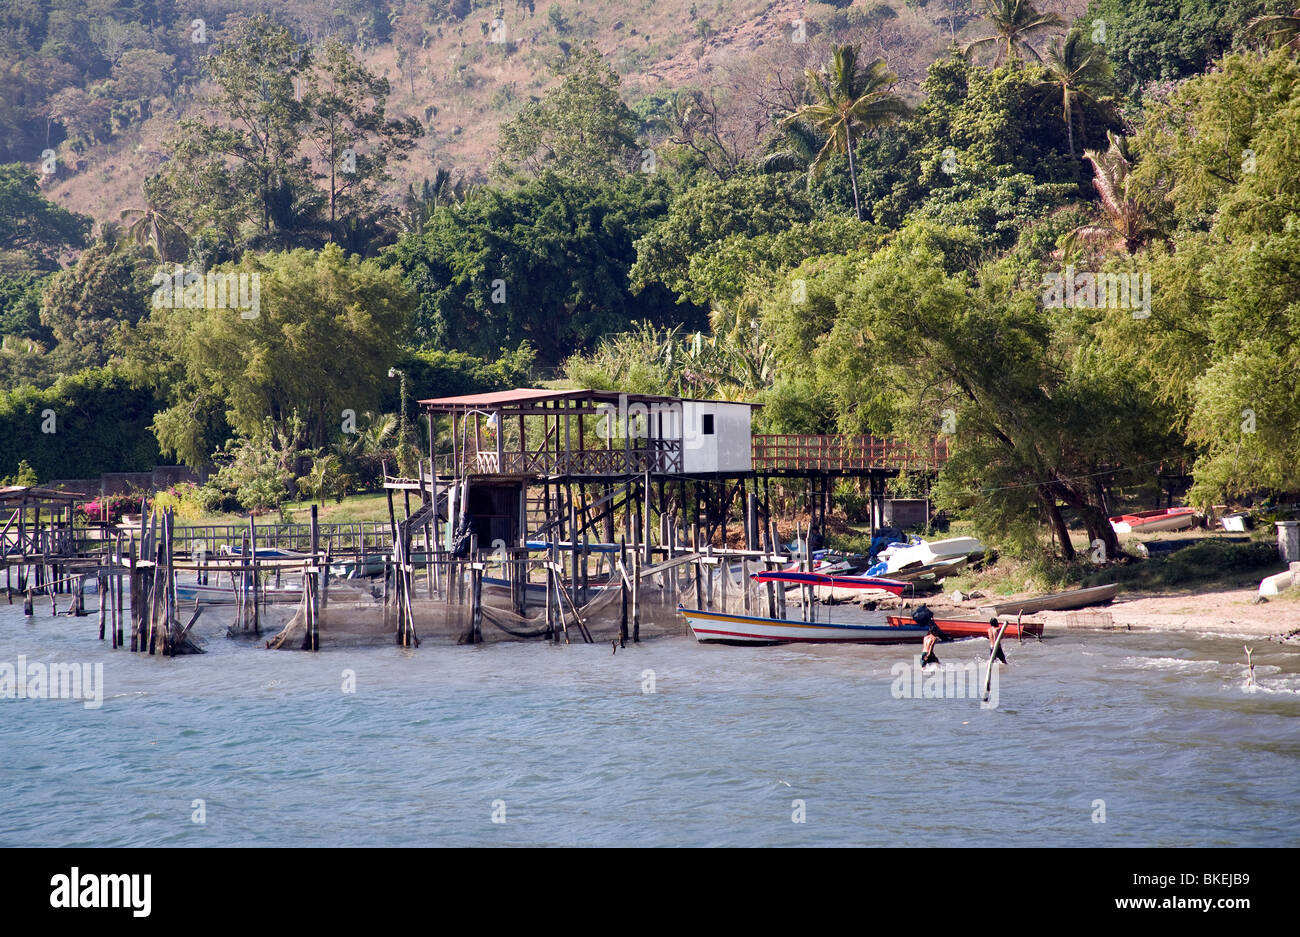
[1109,507,1196,534]
[679,605,929,645]
[749,570,909,596]
[885,614,1043,639]
[978,582,1119,616]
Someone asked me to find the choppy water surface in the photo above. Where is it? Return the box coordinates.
[2,598,1297,847]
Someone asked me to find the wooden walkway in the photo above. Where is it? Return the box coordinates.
[750,435,949,473]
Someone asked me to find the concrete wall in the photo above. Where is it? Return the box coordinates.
[46,466,204,498]
[884,499,930,530]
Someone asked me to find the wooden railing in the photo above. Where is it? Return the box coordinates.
[751,435,949,471]
[427,436,947,477]
[438,441,684,477]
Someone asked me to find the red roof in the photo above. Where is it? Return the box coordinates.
[418,388,582,408]
[418,388,685,410]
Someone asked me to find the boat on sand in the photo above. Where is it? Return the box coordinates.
[1109,508,1197,534]
[978,583,1119,617]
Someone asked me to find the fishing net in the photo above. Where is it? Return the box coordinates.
[262,557,771,648]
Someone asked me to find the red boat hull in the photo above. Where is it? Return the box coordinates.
[886,615,1044,639]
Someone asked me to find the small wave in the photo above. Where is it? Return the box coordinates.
[1121,656,1221,673]
[1240,681,1300,695]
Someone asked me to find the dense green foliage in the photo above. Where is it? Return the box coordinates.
[124,243,413,467]
[3,1,1299,536]
[387,172,689,364]
[0,368,162,480]
[1083,0,1276,96]
[0,164,91,272]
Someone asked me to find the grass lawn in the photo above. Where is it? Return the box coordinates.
[175,492,397,528]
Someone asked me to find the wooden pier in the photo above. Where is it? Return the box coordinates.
[3,388,951,653]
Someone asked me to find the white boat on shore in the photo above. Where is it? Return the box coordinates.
[875,536,984,576]
[679,605,930,645]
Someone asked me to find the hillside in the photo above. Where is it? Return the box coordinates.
[37,0,1088,228]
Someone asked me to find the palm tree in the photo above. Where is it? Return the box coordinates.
[1248,7,1300,50]
[761,118,825,177]
[964,0,1064,65]
[1065,132,1161,255]
[297,453,341,508]
[387,169,479,237]
[781,45,911,221]
[120,190,191,262]
[1037,29,1115,158]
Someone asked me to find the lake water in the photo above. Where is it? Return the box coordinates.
[2,597,1297,847]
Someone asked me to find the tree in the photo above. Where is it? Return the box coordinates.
[964,0,1064,65]
[304,39,422,239]
[780,45,910,221]
[0,272,51,342]
[38,239,154,367]
[110,48,174,122]
[494,44,639,183]
[1038,29,1115,158]
[205,416,301,513]
[388,172,684,364]
[0,367,163,482]
[1068,132,1163,255]
[789,225,1173,559]
[388,169,480,237]
[1096,50,1300,503]
[125,243,413,466]
[0,163,91,273]
[120,181,191,263]
[153,15,312,248]
[297,452,343,507]
[1084,0,1270,96]
[1248,7,1300,50]
[628,172,816,303]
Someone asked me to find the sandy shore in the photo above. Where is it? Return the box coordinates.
[873,587,1300,640]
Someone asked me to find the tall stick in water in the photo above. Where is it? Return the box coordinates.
[983,619,1012,703]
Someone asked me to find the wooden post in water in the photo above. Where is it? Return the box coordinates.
[569,498,580,606]
[632,548,641,643]
[147,542,161,654]
[248,514,260,636]
[163,510,174,656]
[771,521,787,621]
[309,505,320,618]
[693,553,703,612]
[619,538,628,644]
[128,540,139,650]
[470,555,483,646]
[116,537,126,647]
[704,546,714,612]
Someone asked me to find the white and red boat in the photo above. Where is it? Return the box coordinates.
[679,605,930,645]
[1109,507,1197,534]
